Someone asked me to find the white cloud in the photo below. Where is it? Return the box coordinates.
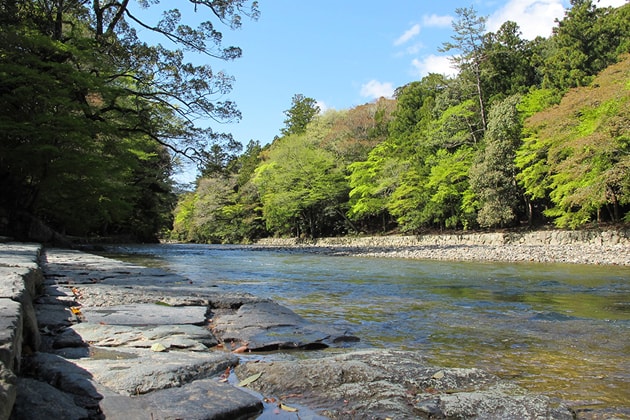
[394,23,421,46]
[487,0,627,41]
[596,0,628,7]
[412,55,457,78]
[422,13,453,27]
[315,100,329,114]
[360,80,395,99]
[487,0,566,40]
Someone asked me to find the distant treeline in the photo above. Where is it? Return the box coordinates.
[172,2,630,243]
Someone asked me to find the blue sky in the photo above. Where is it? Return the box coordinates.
[139,0,626,182]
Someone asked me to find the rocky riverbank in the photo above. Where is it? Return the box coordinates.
[0,242,595,419]
[255,229,630,265]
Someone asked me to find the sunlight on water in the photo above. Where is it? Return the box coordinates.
[104,244,630,413]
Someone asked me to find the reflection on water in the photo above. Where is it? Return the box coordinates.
[103,244,630,413]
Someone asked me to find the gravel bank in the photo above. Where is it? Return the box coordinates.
[255,230,630,266]
[334,243,630,265]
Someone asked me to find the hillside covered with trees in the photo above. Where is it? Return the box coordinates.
[172,1,630,243]
[2,1,628,244]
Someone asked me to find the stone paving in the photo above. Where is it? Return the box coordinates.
[0,244,356,419]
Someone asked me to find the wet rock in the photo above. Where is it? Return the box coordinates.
[138,378,263,419]
[418,383,574,419]
[234,349,574,419]
[72,348,238,395]
[10,378,89,420]
[64,323,218,351]
[79,303,208,326]
[211,301,359,351]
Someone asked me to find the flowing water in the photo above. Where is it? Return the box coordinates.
[105,243,630,414]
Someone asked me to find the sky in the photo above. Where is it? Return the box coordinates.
[150,0,627,182]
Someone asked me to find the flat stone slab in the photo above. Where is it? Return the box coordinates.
[10,377,90,420]
[73,348,239,395]
[0,299,22,370]
[79,303,208,326]
[235,349,574,419]
[0,243,41,269]
[211,301,359,351]
[138,378,263,419]
[63,323,218,350]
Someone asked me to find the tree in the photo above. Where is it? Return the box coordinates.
[280,94,320,137]
[0,0,258,239]
[517,56,630,227]
[254,133,348,238]
[482,21,540,101]
[470,95,523,228]
[440,6,489,130]
[542,0,629,91]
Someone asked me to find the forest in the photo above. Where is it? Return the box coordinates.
[1,1,629,243]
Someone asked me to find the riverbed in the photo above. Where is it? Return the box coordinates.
[104,243,630,415]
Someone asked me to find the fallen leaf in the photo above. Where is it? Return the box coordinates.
[432,370,445,379]
[279,403,298,412]
[218,367,231,383]
[232,345,249,354]
[237,372,262,387]
[70,306,82,315]
[151,343,167,352]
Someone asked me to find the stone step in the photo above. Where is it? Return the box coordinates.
[0,243,43,420]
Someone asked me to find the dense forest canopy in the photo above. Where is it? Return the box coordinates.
[171,0,630,243]
[0,0,259,241]
[2,1,629,243]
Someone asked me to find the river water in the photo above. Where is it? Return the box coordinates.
[106,243,629,414]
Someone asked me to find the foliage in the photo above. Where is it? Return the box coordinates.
[542,1,630,91]
[172,2,630,241]
[280,94,321,137]
[0,0,258,240]
[470,95,523,228]
[254,132,349,238]
[518,56,630,227]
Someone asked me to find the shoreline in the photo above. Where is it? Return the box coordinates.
[250,243,630,266]
[252,230,630,266]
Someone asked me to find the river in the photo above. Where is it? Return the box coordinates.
[104,243,629,414]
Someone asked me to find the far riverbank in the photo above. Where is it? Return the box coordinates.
[254,229,630,266]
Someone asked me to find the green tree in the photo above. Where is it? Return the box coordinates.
[470,95,523,228]
[482,21,540,101]
[0,0,258,239]
[542,0,629,91]
[280,94,320,137]
[440,6,489,130]
[254,133,348,238]
[517,56,630,227]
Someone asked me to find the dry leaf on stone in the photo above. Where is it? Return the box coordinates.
[432,370,445,379]
[279,403,298,412]
[151,343,167,352]
[237,372,262,387]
